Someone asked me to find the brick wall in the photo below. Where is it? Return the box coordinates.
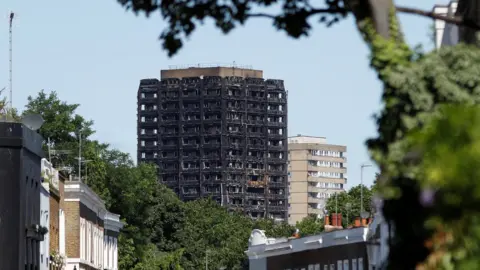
[50,173,66,253]
[49,194,60,252]
[65,201,80,258]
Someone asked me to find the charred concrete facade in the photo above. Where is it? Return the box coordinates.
[137,67,288,220]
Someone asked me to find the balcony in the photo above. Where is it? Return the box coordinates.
[249,144,265,150]
[267,121,286,127]
[203,141,221,148]
[161,133,178,138]
[161,118,179,124]
[267,205,286,212]
[181,94,201,100]
[183,107,201,113]
[267,110,284,115]
[160,144,177,150]
[247,132,264,138]
[139,133,157,139]
[160,106,179,112]
[307,176,347,184]
[204,106,222,112]
[268,193,286,199]
[247,95,265,101]
[307,207,322,215]
[159,155,178,161]
[268,181,286,187]
[307,186,325,193]
[268,170,286,176]
[141,121,158,128]
[247,119,265,125]
[162,180,178,187]
[203,117,222,124]
[140,96,158,104]
[164,96,180,101]
[307,165,347,174]
[247,180,267,188]
[226,155,242,161]
[247,107,265,113]
[307,196,322,204]
[307,154,346,163]
[202,166,223,173]
[139,109,158,116]
[267,97,287,103]
[267,145,284,151]
[182,179,200,185]
[268,133,285,139]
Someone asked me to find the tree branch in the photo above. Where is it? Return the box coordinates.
[247,4,480,32]
[247,7,348,20]
[396,5,480,30]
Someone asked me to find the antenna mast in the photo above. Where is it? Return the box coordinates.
[9,12,14,111]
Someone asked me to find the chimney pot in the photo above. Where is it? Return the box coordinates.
[361,218,368,226]
[354,217,361,227]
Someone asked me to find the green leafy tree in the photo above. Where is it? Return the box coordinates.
[0,88,20,121]
[295,215,324,236]
[132,244,184,270]
[174,199,253,270]
[325,184,373,227]
[253,218,294,238]
[104,157,186,268]
[23,90,112,204]
[23,90,94,146]
[367,44,480,269]
[118,233,137,269]
[398,105,480,269]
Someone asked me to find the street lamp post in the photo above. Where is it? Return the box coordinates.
[360,163,373,218]
[78,133,82,181]
[205,249,210,270]
[345,202,351,227]
[82,160,92,184]
[335,192,338,215]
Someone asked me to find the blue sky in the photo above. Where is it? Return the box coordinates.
[0,0,445,188]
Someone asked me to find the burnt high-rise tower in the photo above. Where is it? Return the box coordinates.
[137,66,288,220]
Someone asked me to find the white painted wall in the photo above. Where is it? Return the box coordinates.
[59,209,66,255]
[40,184,50,270]
[103,236,119,270]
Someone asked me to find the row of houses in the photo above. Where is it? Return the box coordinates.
[0,122,122,270]
[40,159,123,270]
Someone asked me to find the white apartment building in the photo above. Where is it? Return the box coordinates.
[287,135,347,225]
[433,1,459,48]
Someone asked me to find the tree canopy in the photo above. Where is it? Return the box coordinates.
[116,0,475,57]
[324,184,374,228]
